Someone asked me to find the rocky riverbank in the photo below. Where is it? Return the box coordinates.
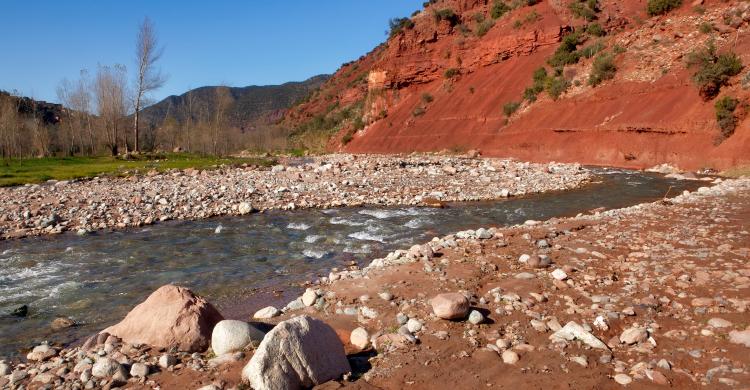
[0,154,590,240]
[2,176,749,390]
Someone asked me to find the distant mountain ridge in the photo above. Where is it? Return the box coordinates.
[140,74,329,131]
[0,90,65,125]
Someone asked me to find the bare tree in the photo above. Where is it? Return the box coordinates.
[182,87,196,152]
[212,86,233,155]
[94,64,129,155]
[132,17,166,153]
[74,70,96,154]
[56,79,77,155]
[57,70,94,155]
[0,92,22,158]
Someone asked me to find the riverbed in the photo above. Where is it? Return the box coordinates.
[0,168,702,357]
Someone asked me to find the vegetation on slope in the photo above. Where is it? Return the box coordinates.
[686,41,744,100]
[569,0,599,21]
[588,54,617,86]
[289,100,366,151]
[647,0,682,16]
[714,95,740,143]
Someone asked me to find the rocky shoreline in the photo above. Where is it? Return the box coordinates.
[0,154,590,241]
[2,173,748,389]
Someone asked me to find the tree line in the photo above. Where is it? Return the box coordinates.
[0,18,164,158]
[1,17,289,159]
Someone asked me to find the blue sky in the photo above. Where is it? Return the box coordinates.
[0,1,424,103]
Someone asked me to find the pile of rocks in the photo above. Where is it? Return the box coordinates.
[0,155,590,240]
[0,285,352,390]
[4,170,749,389]
[273,177,750,388]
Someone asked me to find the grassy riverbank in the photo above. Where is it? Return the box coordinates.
[0,153,275,187]
[724,165,750,178]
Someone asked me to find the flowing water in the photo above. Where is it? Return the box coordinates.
[0,169,702,357]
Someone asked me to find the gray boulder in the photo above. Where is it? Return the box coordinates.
[241,315,350,390]
[91,357,120,378]
[211,320,265,356]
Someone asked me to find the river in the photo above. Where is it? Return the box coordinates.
[0,168,702,357]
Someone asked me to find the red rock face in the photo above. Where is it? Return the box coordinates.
[284,0,750,171]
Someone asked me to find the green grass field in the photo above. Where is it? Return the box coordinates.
[723,165,750,178]
[0,153,276,187]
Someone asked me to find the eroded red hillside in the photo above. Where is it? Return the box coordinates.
[284,0,750,171]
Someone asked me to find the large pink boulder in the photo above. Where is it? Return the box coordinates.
[103,285,223,352]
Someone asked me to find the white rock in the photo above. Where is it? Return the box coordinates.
[501,350,519,364]
[0,363,10,376]
[729,329,750,347]
[350,327,369,349]
[91,357,120,378]
[614,373,632,385]
[551,269,568,280]
[550,321,609,350]
[254,306,281,319]
[208,352,245,368]
[468,310,484,325]
[378,292,393,301]
[475,228,492,239]
[407,319,422,333]
[242,316,351,390]
[158,354,177,369]
[26,344,56,361]
[129,363,149,378]
[238,202,253,215]
[593,315,608,331]
[707,318,732,328]
[360,306,378,319]
[570,355,588,367]
[302,289,318,306]
[211,320,265,356]
[619,327,648,345]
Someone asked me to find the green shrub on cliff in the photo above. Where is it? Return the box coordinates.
[433,8,459,25]
[476,19,496,36]
[585,23,605,37]
[388,17,415,38]
[491,1,511,19]
[503,101,521,117]
[548,31,583,68]
[444,68,460,78]
[699,22,714,34]
[715,95,739,142]
[686,41,744,100]
[588,53,617,86]
[523,67,548,102]
[647,0,682,16]
[580,41,604,58]
[545,76,570,100]
[569,0,598,21]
